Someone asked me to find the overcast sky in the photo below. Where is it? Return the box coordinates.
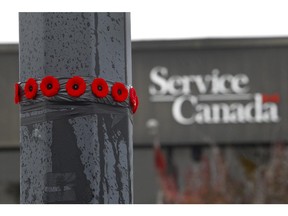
[1,0,288,43]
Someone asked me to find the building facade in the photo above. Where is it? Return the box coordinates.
[2,38,288,203]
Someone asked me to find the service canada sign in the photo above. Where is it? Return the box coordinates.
[149,66,280,125]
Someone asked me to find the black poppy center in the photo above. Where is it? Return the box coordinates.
[47,83,53,90]
[117,89,122,95]
[97,85,103,91]
[73,84,79,90]
[29,86,33,92]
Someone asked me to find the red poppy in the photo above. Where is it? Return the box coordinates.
[91,78,109,98]
[129,87,139,113]
[66,76,86,97]
[24,78,38,99]
[111,82,128,102]
[40,76,60,97]
[14,83,21,104]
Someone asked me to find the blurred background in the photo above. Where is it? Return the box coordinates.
[1,0,288,204]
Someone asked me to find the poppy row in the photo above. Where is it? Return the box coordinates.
[15,76,139,113]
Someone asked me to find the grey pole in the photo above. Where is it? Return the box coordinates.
[19,12,133,204]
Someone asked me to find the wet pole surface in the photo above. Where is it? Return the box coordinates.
[19,13,133,204]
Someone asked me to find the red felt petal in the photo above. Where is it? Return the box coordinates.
[111,82,128,102]
[24,78,38,99]
[91,78,109,98]
[129,87,139,113]
[132,95,139,114]
[66,76,86,97]
[14,83,21,104]
[40,76,60,97]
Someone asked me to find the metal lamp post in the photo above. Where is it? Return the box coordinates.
[19,12,133,204]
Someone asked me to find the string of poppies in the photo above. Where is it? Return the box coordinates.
[15,76,139,114]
